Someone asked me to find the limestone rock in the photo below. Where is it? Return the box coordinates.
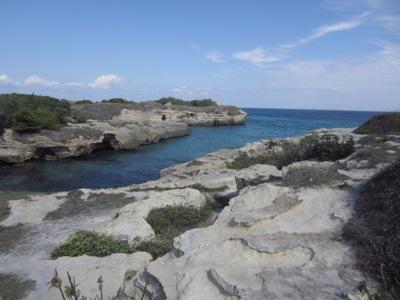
[1,192,68,226]
[0,103,246,163]
[95,188,206,242]
[128,183,362,299]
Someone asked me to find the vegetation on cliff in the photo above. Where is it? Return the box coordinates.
[0,93,71,133]
[155,96,217,106]
[51,231,132,259]
[226,133,354,170]
[51,203,213,260]
[100,98,133,104]
[343,160,400,298]
[0,93,222,134]
[354,112,400,135]
[146,203,213,239]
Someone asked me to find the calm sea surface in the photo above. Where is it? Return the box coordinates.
[0,108,377,192]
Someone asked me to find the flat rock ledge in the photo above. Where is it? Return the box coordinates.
[1,128,400,299]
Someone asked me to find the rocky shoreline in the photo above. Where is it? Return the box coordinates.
[1,126,399,299]
[0,102,247,163]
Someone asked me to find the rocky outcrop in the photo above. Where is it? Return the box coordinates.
[0,121,188,163]
[74,102,247,126]
[1,128,400,299]
[95,188,206,242]
[0,103,247,163]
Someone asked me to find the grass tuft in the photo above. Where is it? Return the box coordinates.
[51,203,214,260]
[146,203,213,239]
[50,231,132,259]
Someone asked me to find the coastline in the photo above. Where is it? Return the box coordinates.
[0,103,247,164]
[1,126,399,299]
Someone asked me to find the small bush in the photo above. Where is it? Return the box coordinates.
[133,238,172,259]
[51,231,132,259]
[354,113,400,135]
[146,203,213,239]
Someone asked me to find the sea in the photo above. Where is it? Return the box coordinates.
[0,108,377,192]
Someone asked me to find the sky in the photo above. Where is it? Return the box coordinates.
[0,0,399,111]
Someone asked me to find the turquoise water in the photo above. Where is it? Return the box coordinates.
[0,108,376,192]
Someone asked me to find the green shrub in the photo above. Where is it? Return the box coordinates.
[146,204,213,240]
[0,93,70,132]
[50,231,132,259]
[133,238,172,259]
[12,107,63,132]
[52,203,214,260]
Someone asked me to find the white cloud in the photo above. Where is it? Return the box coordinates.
[232,47,281,66]
[88,74,122,89]
[322,0,400,35]
[24,75,59,86]
[172,86,190,94]
[65,81,83,87]
[375,14,400,34]
[0,74,13,84]
[0,73,124,91]
[172,85,211,97]
[282,13,368,48]
[205,51,224,63]
[261,42,400,110]
[323,0,400,13]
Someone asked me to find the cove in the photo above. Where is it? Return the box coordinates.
[0,108,376,192]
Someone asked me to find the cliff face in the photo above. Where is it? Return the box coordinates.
[74,102,247,126]
[0,103,247,163]
[1,128,399,299]
[0,121,189,163]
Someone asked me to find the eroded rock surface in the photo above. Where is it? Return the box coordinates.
[0,103,247,163]
[1,128,400,299]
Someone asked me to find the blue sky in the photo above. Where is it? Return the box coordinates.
[0,0,399,111]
